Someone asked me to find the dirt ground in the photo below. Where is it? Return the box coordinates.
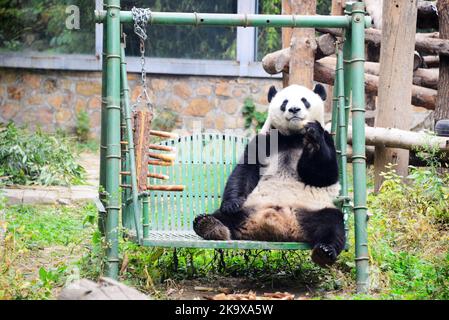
[154,277,314,300]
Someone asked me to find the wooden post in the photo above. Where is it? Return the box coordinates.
[331,0,344,15]
[282,0,292,87]
[288,0,317,87]
[435,0,449,123]
[374,0,418,191]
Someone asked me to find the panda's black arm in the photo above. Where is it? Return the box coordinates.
[298,121,339,187]
[219,134,268,214]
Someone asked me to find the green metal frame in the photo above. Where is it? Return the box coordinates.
[98,0,370,293]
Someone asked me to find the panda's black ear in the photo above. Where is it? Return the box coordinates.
[268,86,277,103]
[313,83,327,101]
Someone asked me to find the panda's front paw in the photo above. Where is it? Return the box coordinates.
[220,199,243,214]
[303,121,324,153]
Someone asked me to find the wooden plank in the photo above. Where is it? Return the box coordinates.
[133,110,153,192]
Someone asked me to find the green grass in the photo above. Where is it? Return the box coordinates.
[1,160,449,300]
[5,205,95,248]
[0,202,96,300]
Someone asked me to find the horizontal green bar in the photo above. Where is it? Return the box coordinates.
[141,239,312,250]
[127,233,312,250]
[95,10,371,28]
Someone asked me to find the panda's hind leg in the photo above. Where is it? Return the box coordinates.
[298,208,345,267]
[193,213,231,240]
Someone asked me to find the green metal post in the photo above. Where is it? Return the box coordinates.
[98,2,108,237]
[119,53,130,231]
[330,75,339,145]
[336,49,351,243]
[343,4,353,130]
[142,194,149,238]
[351,2,369,294]
[104,0,121,280]
[120,44,142,243]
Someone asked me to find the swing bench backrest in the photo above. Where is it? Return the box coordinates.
[148,133,247,231]
[142,133,313,250]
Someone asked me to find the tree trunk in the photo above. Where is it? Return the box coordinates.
[314,61,436,110]
[423,55,439,67]
[282,0,292,87]
[316,27,449,56]
[266,53,439,90]
[435,0,449,122]
[346,126,449,152]
[331,0,344,15]
[374,0,418,191]
[288,0,316,87]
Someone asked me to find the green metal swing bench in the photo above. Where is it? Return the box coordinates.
[96,1,371,293]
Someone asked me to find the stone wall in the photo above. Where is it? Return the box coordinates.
[0,67,284,137]
[0,67,431,137]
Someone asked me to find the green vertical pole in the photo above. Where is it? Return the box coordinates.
[336,49,350,242]
[104,0,121,280]
[119,44,130,232]
[120,44,142,243]
[143,194,149,238]
[99,2,108,237]
[330,75,339,145]
[350,1,369,294]
[343,4,353,131]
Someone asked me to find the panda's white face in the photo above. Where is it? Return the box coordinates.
[263,84,326,135]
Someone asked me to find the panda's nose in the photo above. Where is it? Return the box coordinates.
[288,107,301,114]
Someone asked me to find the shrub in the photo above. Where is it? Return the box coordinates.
[241,98,267,132]
[75,110,90,143]
[0,122,86,186]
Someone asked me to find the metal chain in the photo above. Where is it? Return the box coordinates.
[131,7,153,112]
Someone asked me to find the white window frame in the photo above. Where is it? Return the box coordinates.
[0,0,280,78]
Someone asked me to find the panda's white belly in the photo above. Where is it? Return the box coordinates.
[243,147,340,212]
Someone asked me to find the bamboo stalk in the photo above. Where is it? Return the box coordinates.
[147,185,185,192]
[149,130,179,139]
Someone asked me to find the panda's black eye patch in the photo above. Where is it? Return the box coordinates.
[301,97,311,109]
[280,99,288,112]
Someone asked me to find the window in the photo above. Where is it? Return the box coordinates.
[122,0,238,60]
[256,0,282,61]
[0,0,95,54]
[0,0,332,77]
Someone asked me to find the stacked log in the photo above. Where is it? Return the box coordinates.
[262,49,437,110]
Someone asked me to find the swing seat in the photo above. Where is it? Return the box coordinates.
[139,133,313,250]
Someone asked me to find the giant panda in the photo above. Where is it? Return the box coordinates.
[193,84,345,267]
